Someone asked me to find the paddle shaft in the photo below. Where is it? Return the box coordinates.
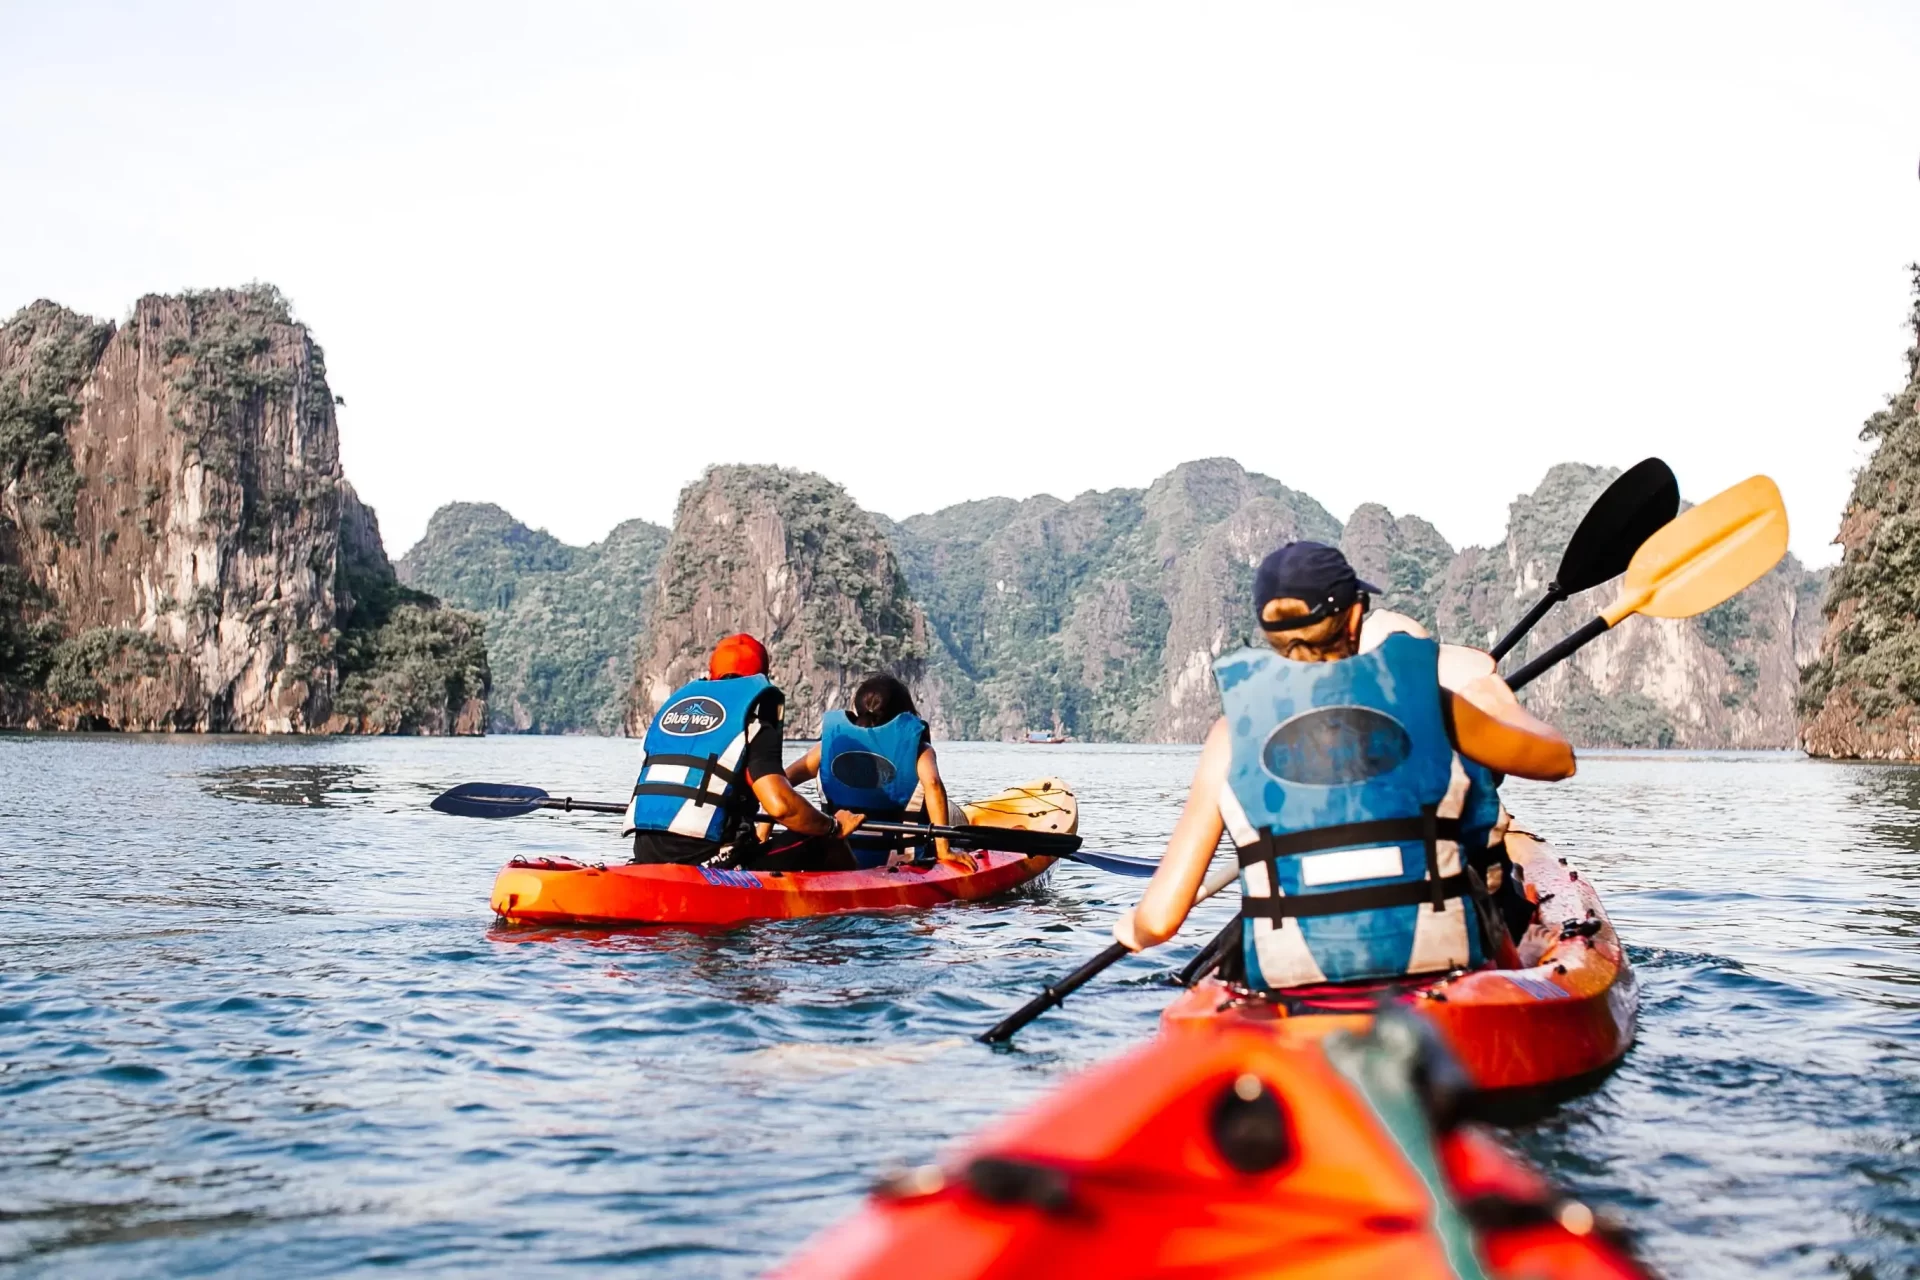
[1488,587,1563,662]
[1504,616,1608,692]
[979,858,1239,1044]
[536,796,627,815]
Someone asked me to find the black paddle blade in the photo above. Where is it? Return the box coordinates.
[431,782,551,818]
[1556,457,1680,593]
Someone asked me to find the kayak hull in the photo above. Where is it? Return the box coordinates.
[1163,833,1637,1093]
[491,850,1055,926]
[489,778,1074,927]
[776,1020,1649,1280]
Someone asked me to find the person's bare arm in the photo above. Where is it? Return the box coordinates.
[917,746,969,869]
[1113,717,1230,951]
[1447,678,1576,781]
[751,772,860,838]
[785,743,822,786]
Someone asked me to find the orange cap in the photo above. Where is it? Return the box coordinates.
[709,633,769,679]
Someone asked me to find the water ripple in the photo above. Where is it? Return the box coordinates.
[2,738,1917,1276]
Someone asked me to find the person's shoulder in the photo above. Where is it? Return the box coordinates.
[749,684,785,723]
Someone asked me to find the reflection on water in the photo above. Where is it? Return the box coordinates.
[199,763,373,808]
[1,738,1917,1278]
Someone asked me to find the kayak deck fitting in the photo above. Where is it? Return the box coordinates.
[489,779,1075,926]
[1164,831,1638,1094]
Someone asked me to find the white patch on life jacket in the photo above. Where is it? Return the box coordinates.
[1220,782,1327,988]
[1406,755,1474,975]
[666,728,750,839]
[1299,845,1403,886]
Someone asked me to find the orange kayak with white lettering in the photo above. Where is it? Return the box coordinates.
[489,779,1073,926]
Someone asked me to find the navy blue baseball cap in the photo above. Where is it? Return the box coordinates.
[1253,541,1378,633]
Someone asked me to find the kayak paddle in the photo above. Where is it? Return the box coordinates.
[1488,457,1679,661]
[979,856,1241,1044]
[427,782,1160,876]
[431,782,627,816]
[1505,473,1788,692]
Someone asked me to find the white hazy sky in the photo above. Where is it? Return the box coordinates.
[4,1,1917,566]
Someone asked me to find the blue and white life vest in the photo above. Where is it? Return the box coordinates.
[819,709,928,866]
[1213,633,1490,989]
[626,674,774,843]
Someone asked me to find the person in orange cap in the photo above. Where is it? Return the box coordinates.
[625,633,864,869]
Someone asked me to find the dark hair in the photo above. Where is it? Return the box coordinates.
[850,674,917,727]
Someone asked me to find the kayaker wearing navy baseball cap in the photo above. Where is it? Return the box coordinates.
[1250,540,1379,658]
[626,633,864,871]
[1111,539,1577,994]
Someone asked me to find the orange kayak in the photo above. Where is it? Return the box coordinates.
[1164,832,1637,1094]
[776,1015,1650,1280]
[490,849,1055,926]
[489,779,1073,927]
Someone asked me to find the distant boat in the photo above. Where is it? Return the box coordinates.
[1024,730,1069,745]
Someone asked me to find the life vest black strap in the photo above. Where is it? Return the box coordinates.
[634,752,742,810]
[1237,808,1462,915]
[640,752,742,787]
[1240,873,1470,919]
[1234,813,1462,864]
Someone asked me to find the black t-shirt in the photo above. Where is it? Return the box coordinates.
[739,688,786,784]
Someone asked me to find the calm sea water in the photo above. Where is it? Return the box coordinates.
[1,736,1915,1278]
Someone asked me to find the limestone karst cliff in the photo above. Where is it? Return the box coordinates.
[890,459,1344,742]
[443,455,1818,746]
[1801,268,1920,759]
[399,503,666,734]
[0,286,487,733]
[625,465,931,737]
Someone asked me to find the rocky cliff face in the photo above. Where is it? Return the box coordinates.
[1433,463,1824,749]
[892,458,1343,741]
[445,457,1819,747]
[399,503,666,733]
[0,287,487,733]
[626,465,930,736]
[1801,268,1920,758]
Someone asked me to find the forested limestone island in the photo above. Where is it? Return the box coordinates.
[0,286,488,733]
[1800,267,1920,759]
[13,280,1859,747]
[408,457,1829,748]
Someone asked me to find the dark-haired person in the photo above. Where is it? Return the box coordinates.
[626,633,863,869]
[783,674,974,872]
[1111,541,1575,991]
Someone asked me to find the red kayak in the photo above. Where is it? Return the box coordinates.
[777,1014,1650,1279]
[489,779,1073,927]
[1164,831,1637,1093]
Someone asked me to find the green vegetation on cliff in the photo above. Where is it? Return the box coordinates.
[334,513,490,734]
[399,503,665,733]
[1800,267,1920,754]
[894,459,1342,740]
[634,465,924,733]
[0,303,115,703]
[0,301,115,538]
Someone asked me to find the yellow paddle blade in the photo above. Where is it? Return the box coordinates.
[1602,475,1788,625]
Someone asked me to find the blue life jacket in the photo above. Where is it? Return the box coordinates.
[626,674,774,844]
[1214,633,1489,989]
[820,709,929,867]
